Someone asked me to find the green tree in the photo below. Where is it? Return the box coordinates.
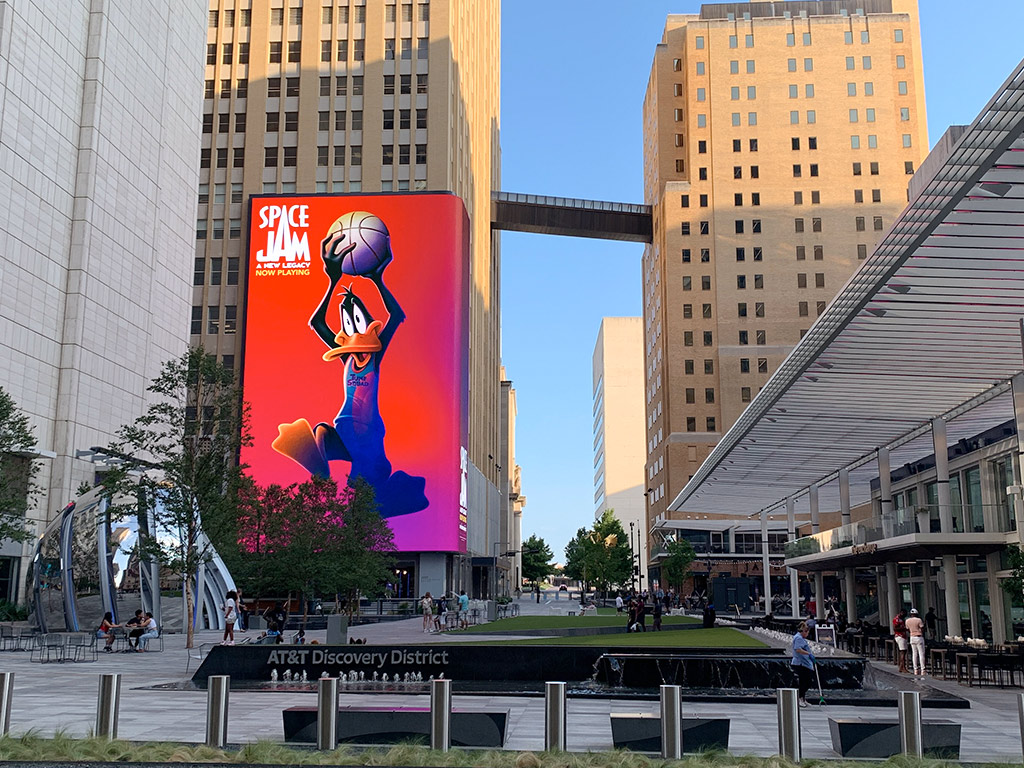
[661,538,697,592]
[227,476,395,620]
[99,348,249,649]
[564,510,632,593]
[0,387,40,544]
[521,534,554,583]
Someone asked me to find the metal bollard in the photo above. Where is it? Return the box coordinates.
[430,678,452,752]
[0,672,13,735]
[205,675,230,748]
[544,681,567,751]
[898,690,923,757]
[1018,694,1024,762]
[776,688,801,761]
[660,684,683,759]
[95,673,121,739]
[317,677,339,751]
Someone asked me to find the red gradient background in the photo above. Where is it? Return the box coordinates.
[241,193,470,552]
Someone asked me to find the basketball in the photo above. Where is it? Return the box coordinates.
[328,211,391,275]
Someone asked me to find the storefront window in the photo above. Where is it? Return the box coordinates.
[925,482,940,531]
[949,475,964,532]
[1002,581,1024,641]
[965,466,984,532]
[973,579,992,641]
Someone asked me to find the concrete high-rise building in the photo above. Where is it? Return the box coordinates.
[641,0,927,582]
[197,0,502,595]
[592,318,647,587]
[0,1,208,600]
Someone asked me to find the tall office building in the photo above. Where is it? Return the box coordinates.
[592,318,648,585]
[641,0,927,581]
[0,1,208,600]
[197,0,502,593]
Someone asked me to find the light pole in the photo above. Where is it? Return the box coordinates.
[628,521,637,592]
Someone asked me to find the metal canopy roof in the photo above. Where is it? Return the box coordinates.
[667,59,1024,519]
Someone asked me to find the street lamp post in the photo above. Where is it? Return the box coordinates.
[629,521,637,592]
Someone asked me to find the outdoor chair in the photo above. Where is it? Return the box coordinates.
[185,642,217,674]
[40,633,65,663]
[66,633,96,662]
[0,625,15,651]
[27,634,44,662]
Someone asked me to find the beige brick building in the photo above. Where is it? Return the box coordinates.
[642,0,928,582]
[197,0,502,592]
[592,318,648,586]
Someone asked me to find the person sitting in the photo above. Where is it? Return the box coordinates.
[293,629,306,645]
[266,621,282,644]
[124,609,145,650]
[136,612,159,652]
[96,613,120,653]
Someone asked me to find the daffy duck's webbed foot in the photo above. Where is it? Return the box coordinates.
[272,419,330,477]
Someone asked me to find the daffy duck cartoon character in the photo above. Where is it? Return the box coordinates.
[271,226,428,518]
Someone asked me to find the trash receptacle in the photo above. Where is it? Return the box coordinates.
[485,600,497,622]
[326,614,348,644]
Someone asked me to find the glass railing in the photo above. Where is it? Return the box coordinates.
[785,504,1012,559]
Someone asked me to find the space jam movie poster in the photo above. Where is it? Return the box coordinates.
[241,193,470,553]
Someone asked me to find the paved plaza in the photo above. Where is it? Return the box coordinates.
[2,596,1022,760]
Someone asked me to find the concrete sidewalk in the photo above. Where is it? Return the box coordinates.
[0,620,1019,760]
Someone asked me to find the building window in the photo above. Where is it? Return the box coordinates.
[753,274,763,289]
[685,388,695,403]
[797,273,807,288]
[682,276,692,291]
[758,358,768,374]
[856,216,865,231]
[703,332,713,347]
[686,417,696,432]
[191,306,202,335]
[741,388,751,403]
[799,301,808,317]
[269,41,282,63]
[739,331,748,345]
[705,388,715,403]
[700,221,710,235]
[287,41,301,62]
[854,189,864,203]
[738,303,747,317]
[700,249,710,262]
[815,273,825,288]
[803,58,812,72]
[755,302,764,318]
[899,80,908,95]
[811,217,821,232]
[683,304,693,319]
[682,249,691,262]
[813,245,823,260]
[796,245,806,260]
[846,56,855,70]
[794,218,804,232]
[862,56,872,69]
[740,358,750,373]
[737,275,747,290]
[858,244,868,259]
[701,276,711,290]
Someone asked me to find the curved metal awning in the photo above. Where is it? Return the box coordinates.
[667,58,1024,519]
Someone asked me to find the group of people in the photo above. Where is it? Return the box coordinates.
[96,610,159,652]
[420,590,470,632]
[613,590,670,632]
[891,607,929,675]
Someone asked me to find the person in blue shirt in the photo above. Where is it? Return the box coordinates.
[791,621,816,707]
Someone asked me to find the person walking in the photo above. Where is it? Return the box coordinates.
[905,608,926,675]
[924,607,937,640]
[420,592,433,632]
[222,590,237,646]
[791,621,816,707]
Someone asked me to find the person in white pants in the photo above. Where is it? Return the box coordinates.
[905,608,926,675]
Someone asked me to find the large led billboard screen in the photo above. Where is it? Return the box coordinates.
[241,193,469,552]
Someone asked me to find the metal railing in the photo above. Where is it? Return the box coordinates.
[492,191,650,215]
[785,503,1013,559]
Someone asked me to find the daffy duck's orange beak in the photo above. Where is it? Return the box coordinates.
[322,320,384,369]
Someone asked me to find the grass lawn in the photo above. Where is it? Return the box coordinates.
[460,613,698,633]
[456,627,766,648]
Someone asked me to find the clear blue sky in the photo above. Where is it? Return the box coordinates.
[499,1,1024,563]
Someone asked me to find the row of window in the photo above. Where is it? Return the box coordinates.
[209,4,431,29]
[191,305,238,335]
[684,417,717,433]
[194,256,240,285]
[207,107,429,136]
[195,219,241,240]
[204,74,429,101]
[680,273,827,291]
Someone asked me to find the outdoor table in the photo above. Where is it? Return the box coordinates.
[884,638,896,663]
[929,647,950,679]
[955,652,979,686]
